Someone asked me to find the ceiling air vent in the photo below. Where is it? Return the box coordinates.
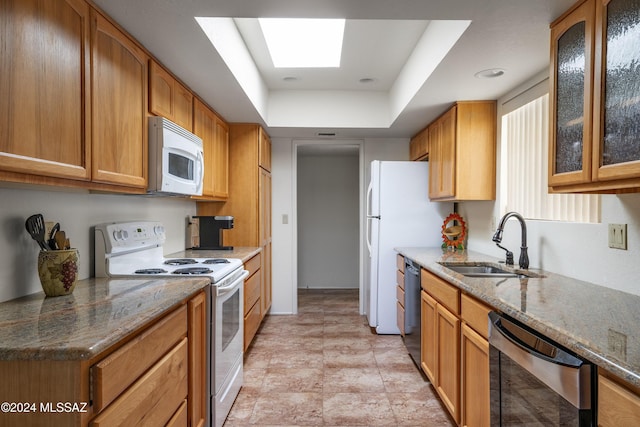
[317,132,336,137]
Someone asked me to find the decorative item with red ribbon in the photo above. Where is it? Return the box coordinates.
[441,213,467,250]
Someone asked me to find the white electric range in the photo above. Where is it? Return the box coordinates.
[94,221,246,427]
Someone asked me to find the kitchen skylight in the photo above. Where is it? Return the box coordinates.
[258,18,345,68]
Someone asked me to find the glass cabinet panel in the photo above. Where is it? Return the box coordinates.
[556,22,587,174]
[601,0,640,166]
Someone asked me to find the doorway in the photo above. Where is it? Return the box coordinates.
[295,143,361,298]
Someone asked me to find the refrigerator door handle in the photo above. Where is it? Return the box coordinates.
[366,181,375,255]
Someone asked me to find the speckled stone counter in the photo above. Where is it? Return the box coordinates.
[396,247,640,388]
[168,246,262,263]
[0,277,209,361]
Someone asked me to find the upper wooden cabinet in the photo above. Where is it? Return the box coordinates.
[0,0,91,181]
[259,127,272,172]
[550,0,640,193]
[193,99,229,200]
[90,10,148,188]
[410,128,429,161]
[428,101,497,201]
[149,60,194,132]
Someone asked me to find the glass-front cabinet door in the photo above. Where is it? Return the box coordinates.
[592,0,640,181]
[549,0,595,187]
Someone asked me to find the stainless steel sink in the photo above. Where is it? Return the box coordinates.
[439,263,533,278]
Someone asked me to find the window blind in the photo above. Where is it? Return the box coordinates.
[503,94,600,223]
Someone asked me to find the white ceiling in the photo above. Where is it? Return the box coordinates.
[91,0,576,139]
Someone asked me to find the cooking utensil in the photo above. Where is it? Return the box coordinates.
[48,222,60,250]
[25,214,50,250]
[55,230,67,252]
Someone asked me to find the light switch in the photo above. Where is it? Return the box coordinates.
[608,223,627,250]
[282,214,288,225]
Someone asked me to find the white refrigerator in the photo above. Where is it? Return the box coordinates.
[365,160,453,334]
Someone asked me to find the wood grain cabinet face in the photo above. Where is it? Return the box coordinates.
[598,374,640,427]
[428,101,496,201]
[410,129,429,161]
[421,289,438,384]
[193,99,229,200]
[149,60,194,132]
[197,123,272,320]
[188,292,207,427]
[461,323,490,427]
[90,10,147,188]
[550,0,640,193]
[0,0,91,181]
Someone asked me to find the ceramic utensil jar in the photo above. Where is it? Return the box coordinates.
[37,249,79,297]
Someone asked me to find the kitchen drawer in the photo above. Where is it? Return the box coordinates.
[422,269,459,315]
[461,293,493,339]
[245,252,261,277]
[397,269,404,289]
[397,300,405,336]
[91,338,189,427]
[397,254,405,272]
[166,399,188,427]
[244,300,262,351]
[91,305,187,411]
[244,268,261,316]
[396,285,405,306]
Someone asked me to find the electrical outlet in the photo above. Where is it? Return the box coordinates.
[608,223,627,250]
[608,329,627,360]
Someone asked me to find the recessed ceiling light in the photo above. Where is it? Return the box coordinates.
[259,18,345,68]
[359,78,376,84]
[474,68,505,79]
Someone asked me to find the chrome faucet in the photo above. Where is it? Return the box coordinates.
[492,211,529,269]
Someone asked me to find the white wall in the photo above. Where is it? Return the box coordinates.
[297,151,360,289]
[270,137,409,314]
[0,185,195,303]
[460,75,640,296]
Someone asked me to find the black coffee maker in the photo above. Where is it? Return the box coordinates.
[192,215,234,250]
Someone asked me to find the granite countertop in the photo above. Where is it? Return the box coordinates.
[168,246,262,263]
[396,247,640,388]
[0,277,209,361]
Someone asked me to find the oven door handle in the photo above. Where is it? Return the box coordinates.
[217,270,249,297]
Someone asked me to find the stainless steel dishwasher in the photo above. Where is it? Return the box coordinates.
[488,311,595,426]
[403,259,421,368]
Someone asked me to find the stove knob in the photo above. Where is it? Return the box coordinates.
[112,230,121,241]
[154,225,164,236]
[121,230,129,240]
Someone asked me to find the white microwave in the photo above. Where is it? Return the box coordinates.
[148,117,204,196]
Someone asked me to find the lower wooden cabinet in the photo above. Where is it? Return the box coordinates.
[436,303,461,423]
[188,291,207,427]
[0,291,205,427]
[461,323,490,427]
[244,252,262,351]
[420,267,493,426]
[421,290,438,383]
[598,374,640,427]
[460,293,491,427]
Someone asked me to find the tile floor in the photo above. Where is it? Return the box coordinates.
[224,289,455,426]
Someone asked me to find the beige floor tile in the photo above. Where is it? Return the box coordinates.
[323,392,397,426]
[250,392,323,425]
[262,367,324,392]
[227,289,453,426]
